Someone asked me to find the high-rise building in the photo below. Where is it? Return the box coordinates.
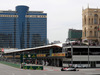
[0,5,47,49]
[82,6,100,43]
[68,29,82,41]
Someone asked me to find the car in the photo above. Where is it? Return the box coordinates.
[74,64,87,68]
[82,65,87,68]
[61,67,77,71]
[75,65,83,68]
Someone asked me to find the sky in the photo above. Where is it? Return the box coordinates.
[0,0,100,43]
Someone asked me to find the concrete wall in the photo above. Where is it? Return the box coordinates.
[96,64,100,67]
[73,55,100,61]
[73,55,88,61]
[89,55,100,61]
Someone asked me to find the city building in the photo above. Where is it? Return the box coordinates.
[0,5,47,49]
[63,43,100,68]
[68,29,82,41]
[82,6,100,43]
[2,6,100,68]
[3,42,100,68]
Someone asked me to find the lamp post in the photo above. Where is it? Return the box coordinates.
[71,43,73,66]
[88,42,89,67]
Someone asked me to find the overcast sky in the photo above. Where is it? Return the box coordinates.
[0,0,100,43]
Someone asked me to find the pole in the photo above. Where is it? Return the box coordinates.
[71,43,73,66]
[98,24,100,45]
[88,44,89,67]
[98,30,99,45]
[23,52,24,63]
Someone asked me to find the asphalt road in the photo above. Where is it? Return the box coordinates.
[0,63,100,75]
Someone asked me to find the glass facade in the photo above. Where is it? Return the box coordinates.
[0,5,47,49]
[68,29,82,41]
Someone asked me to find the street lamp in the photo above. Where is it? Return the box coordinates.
[71,43,73,66]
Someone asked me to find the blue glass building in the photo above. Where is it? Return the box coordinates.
[0,5,47,49]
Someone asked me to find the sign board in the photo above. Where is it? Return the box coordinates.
[20,54,37,63]
[52,53,65,57]
[37,54,46,57]
[23,54,37,59]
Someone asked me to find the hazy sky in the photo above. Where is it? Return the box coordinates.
[0,0,100,43]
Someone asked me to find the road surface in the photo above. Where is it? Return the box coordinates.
[0,63,100,75]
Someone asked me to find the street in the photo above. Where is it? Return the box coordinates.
[0,63,100,75]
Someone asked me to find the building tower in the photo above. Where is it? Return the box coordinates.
[16,6,29,49]
[82,6,100,43]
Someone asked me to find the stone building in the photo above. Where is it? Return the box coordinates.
[82,6,100,43]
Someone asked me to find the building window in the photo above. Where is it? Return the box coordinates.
[89,18,90,25]
[85,28,86,37]
[90,31,92,36]
[94,14,98,24]
[94,31,98,37]
[94,27,97,29]
[92,18,93,25]
[84,16,86,24]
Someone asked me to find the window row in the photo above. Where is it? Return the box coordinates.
[84,14,100,25]
[26,15,47,18]
[0,15,18,17]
